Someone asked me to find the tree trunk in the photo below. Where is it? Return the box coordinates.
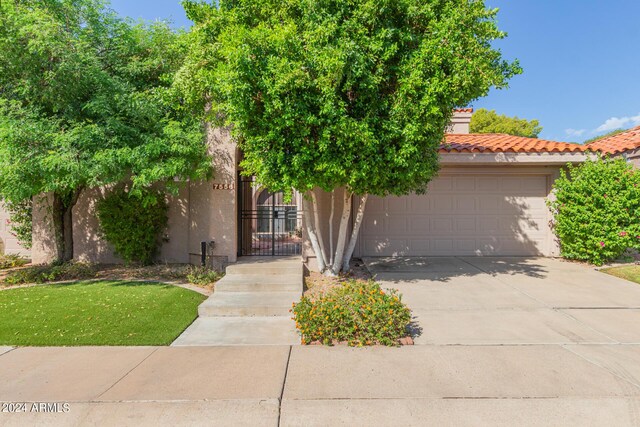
[342,193,368,272]
[51,194,66,263]
[303,194,326,272]
[310,190,328,267]
[329,190,352,275]
[51,189,82,263]
[328,189,335,266]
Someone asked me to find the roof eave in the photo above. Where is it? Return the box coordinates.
[439,152,593,165]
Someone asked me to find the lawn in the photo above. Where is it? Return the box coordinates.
[601,265,640,284]
[0,281,206,346]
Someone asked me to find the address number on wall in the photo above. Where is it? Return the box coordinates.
[212,183,235,190]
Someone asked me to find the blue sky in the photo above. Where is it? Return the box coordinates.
[110,0,640,143]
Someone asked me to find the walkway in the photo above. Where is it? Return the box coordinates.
[0,343,639,426]
[172,257,302,346]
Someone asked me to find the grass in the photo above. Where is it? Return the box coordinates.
[0,280,206,346]
[601,265,640,284]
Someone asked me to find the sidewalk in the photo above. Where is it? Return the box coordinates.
[0,344,639,426]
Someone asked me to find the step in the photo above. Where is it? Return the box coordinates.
[198,291,301,317]
[215,274,302,293]
[171,316,299,346]
[225,261,302,276]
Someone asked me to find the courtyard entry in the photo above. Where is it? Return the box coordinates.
[238,176,303,256]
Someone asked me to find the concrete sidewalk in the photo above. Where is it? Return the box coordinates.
[0,344,639,426]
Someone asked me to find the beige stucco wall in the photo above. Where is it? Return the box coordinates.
[0,202,31,257]
[31,126,238,266]
[623,148,640,168]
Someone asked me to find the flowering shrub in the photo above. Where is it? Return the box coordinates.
[292,280,412,346]
[548,158,640,265]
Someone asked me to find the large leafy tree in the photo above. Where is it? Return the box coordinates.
[0,0,212,262]
[470,108,542,138]
[181,0,520,274]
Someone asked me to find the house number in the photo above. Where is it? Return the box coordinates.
[213,183,235,190]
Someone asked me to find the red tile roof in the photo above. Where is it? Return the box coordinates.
[585,126,640,155]
[441,133,586,154]
[453,108,474,113]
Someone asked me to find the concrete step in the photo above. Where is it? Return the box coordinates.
[198,291,300,317]
[171,316,299,346]
[216,274,302,293]
[226,260,302,276]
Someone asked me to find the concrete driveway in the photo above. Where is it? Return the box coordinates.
[364,256,640,345]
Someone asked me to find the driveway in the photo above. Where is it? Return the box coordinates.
[364,256,640,345]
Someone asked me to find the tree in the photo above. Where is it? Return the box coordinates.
[0,0,212,263]
[470,108,542,138]
[583,129,626,145]
[181,0,520,274]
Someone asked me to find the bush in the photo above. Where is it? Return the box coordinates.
[548,158,640,265]
[292,280,412,346]
[186,266,223,286]
[0,254,28,270]
[2,262,96,285]
[96,187,168,265]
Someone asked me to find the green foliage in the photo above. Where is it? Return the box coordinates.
[0,254,28,270]
[96,188,168,265]
[3,199,32,250]
[583,129,626,145]
[185,266,224,287]
[548,158,640,265]
[0,280,205,346]
[292,280,412,346]
[470,108,542,138]
[0,0,212,260]
[181,0,520,197]
[2,262,96,285]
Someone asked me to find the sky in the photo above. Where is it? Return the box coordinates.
[110,0,640,143]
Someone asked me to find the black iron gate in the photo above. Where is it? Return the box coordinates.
[238,176,303,256]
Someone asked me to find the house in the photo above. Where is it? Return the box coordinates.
[28,112,637,269]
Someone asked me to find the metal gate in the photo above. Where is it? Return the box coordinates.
[238,176,303,256]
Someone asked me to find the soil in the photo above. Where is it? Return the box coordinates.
[303,258,373,298]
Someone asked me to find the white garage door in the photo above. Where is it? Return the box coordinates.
[358,173,552,257]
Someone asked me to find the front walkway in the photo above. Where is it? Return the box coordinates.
[1,257,640,426]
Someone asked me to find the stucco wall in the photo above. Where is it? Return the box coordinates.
[31,126,238,266]
[0,202,30,257]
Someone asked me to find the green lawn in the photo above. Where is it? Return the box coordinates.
[601,265,640,284]
[0,281,206,346]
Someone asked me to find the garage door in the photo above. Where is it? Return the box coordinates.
[358,174,552,256]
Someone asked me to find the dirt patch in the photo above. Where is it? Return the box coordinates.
[303,258,373,298]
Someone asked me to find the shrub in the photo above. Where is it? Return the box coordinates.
[186,266,223,287]
[292,280,412,346]
[548,157,640,265]
[0,254,28,270]
[96,187,168,265]
[2,262,96,285]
